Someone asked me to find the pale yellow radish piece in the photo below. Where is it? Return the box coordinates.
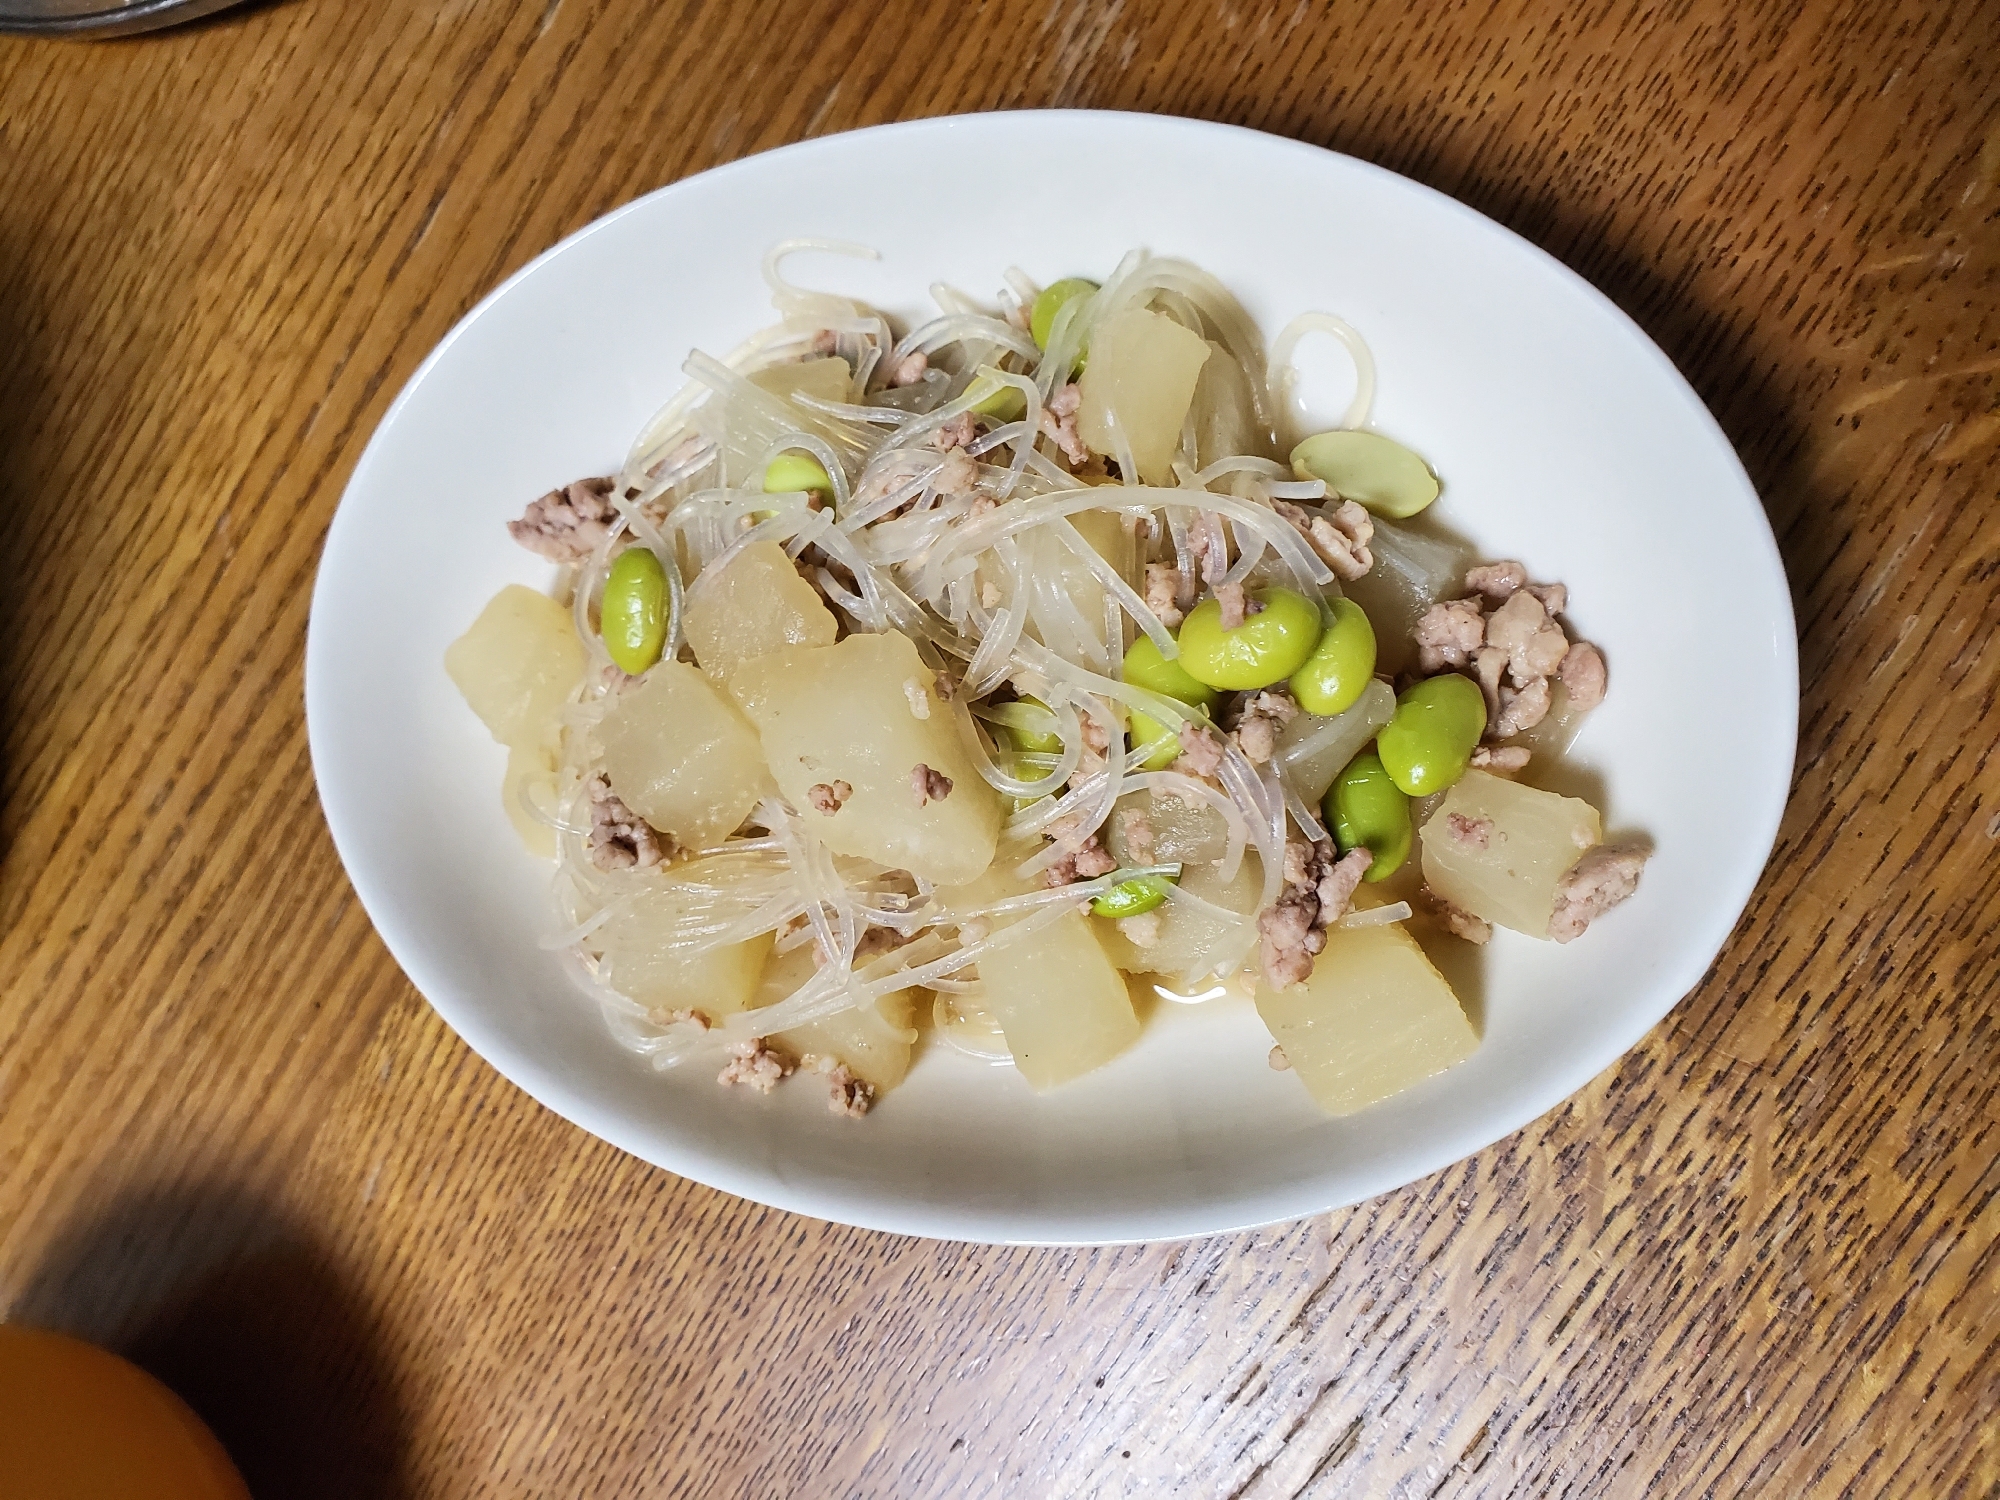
[978,909,1139,1089]
[1076,307,1211,483]
[1190,341,1272,468]
[1095,854,1261,982]
[683,540,838,686]
[446,584,584,748]
[751,942,919,1091]
[593,885,773,1021]
[1418,769,1601,937]
[501,742,558,859]
[598,663,775,848]
[1257,920,1474,1116]
[730,630,1002,885]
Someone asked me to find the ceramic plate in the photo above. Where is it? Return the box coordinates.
[307,111,1796,1244]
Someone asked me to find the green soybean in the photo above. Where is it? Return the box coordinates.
[1290,430,1440,520]
[1030,277,1098,351]
[1375,674,1486,795]
[1128,709,1182,770]
[1288,597,1377,717]
[1174,587,1325,691]
[1122,634,1217,707]
[986,698,1063,755]
[601,547,669,675]
[763,452,833,501]
[1326,749,1411,881]
[1091,874,1173,920]
[968,376,1028,421]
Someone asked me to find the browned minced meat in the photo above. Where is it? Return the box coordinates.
[1042,810,1118,888]
[1464,560,1528,601]
[848,451,937,516]
[932,410,980,450]
[1189,512,1230,586]
[1267,1045,1292,1071]
[911,763,953,806]
[1484,592,1570,681]
[1558,640,1608,712]
[933,670,957,702]
[1076,713,1112,779]
[1231,687,1299,765]
[890,350,930,387]
[586,775,671,871]
[1414,598,1487,672]
[717,1038,795,1093]
[1470,744,1531,772]
[1274,498,1374,582]
[1493,673,1553,738]
[1117,911,1163,949]
[932,448,979,499]
[657,1007,712,1031]
[806,780,853,815]
[508,476,618,564]
[1040,383,1089,465]
[823,1063,875,1118]
[809,328,840,356]
[1176,720,1227,777]
[1422,888,1493,945]
[1548,843,1651,942]
[1144,563,1191,629]
[1116,806,1156,864]
[1528,582,1568,615]
[1445,811,1494,849]
[1471,645,1508,723]
[1214,580,1267,632]
[1259,838,1373,988]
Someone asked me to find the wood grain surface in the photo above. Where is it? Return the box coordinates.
[1,1,1995,1495]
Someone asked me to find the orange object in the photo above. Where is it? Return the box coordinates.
[0,1325,251,1500]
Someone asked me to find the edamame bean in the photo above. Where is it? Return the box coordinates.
[1128,709,1182,770]
[1174,587,1325,691]
[986,698,1063,755]
[1030,277,1098,351]
[1375,674,1486,795]
[1090,874,1173,919]
[601,547,668,675]
[1290,430,1440,519]
[1288,597,1377,717]
[1122,634,1217,707]
[762,452,833,502]
[1326,749,1411,881]
[969,376,1028,421]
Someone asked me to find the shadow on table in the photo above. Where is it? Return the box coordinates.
[10,1184,412,1499]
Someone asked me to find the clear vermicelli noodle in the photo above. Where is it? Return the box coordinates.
[445,247,1652,1119]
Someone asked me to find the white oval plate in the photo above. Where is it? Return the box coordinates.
[307,112,1795,1245]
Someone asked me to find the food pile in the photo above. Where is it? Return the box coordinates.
[447,245,1649,1118]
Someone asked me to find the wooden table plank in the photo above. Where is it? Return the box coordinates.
[1,0,1993,1495]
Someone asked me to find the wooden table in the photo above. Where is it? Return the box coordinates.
[2,1,1994,1494]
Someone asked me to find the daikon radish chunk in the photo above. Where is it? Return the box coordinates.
[594,886,773,1021]
[979,909,1139,1089]
[1257,921,1475,1116]
[684,540,838,686]
[1190,341,1273,468]
[598,663,775,848]
[1076,307,1212,483]
[1343,520,1476,676]
[1103,788,1231,867]
[501,742,558,859]
[748,355,852,407]
[730,630,1002,885]
[1419,770,1601,936]
[446,584,584,749]
[1095,855,1261,982]
[1273,678,1397,805]
[752,942,918,1091]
